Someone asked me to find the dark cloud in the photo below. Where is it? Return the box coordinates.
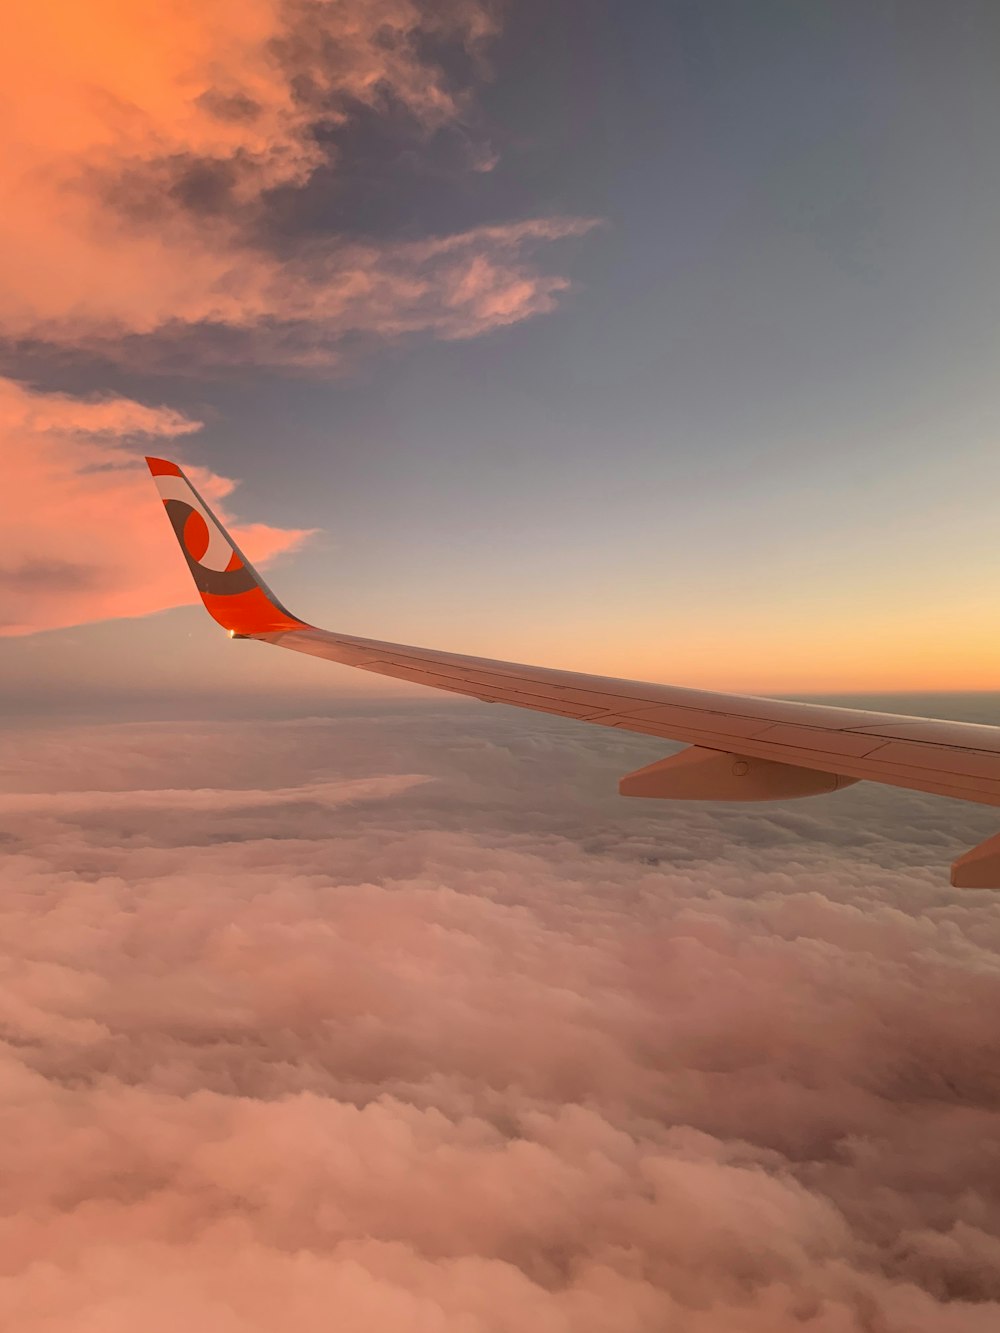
[1,707,999,1329]
[96,156,248,227]
[0,558,100,593]
[195,90,264,126]
[1,0,592,373]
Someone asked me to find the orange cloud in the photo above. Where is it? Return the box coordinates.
[0,378,310,635]
[1,0,592,368]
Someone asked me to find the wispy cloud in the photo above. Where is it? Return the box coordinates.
[1,0,593,370]
[0,773,428,816]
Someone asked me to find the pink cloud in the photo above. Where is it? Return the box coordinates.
[0,0,593,369]
[0,377,311,635]
[0,713,998,1329]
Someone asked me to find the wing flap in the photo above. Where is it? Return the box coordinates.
[865,742,1000,781]
[748,725,889,757]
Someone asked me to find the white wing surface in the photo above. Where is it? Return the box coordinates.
[147,456,1000,887]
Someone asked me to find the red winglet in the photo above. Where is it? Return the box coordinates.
[146,457,308,635]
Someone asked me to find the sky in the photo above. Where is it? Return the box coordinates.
[3,0,1000,703]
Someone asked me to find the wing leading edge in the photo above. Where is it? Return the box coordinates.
[146,456,1000,888]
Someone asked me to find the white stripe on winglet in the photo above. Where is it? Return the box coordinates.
[154,474,234,572]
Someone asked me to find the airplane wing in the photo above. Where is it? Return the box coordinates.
[146,456,1000,888]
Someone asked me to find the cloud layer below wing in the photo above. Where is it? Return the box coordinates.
[1,710,998,1330]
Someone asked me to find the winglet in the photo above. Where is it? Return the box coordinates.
[146,457,307,635]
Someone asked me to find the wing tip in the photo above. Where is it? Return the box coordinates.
[145,456,184,478]
[146,457,308,636]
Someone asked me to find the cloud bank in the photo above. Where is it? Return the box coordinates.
[0,378,310,635]
[1,708,999,1330]
[2,0,592,369]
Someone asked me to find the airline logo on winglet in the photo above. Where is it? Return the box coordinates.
[148,457,244,577]
[146,456,306,635]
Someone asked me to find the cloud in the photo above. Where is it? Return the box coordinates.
[1,0,593,369]
[0,377,311,635]
[1,708,999,1330]
[0,1,597,639]
[0,773,428,817]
